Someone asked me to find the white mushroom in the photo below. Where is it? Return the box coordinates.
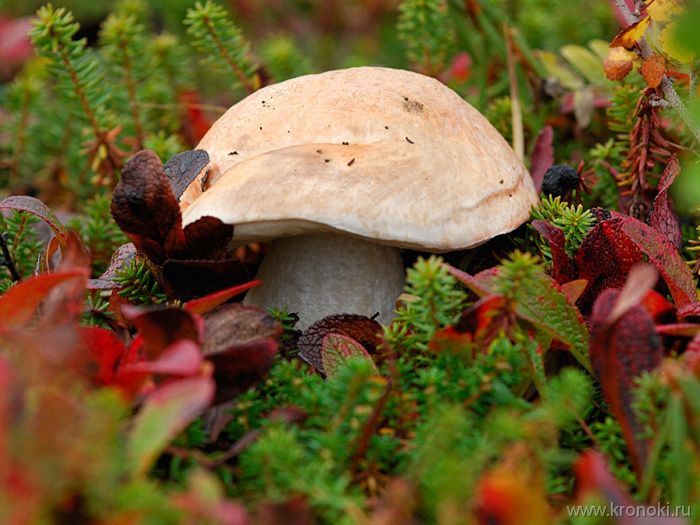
[180,67,538,329]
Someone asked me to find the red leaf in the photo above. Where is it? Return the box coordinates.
[79,326,127,385]
[590,288,663,474]
[531,220,576,283]
[619,217,695,306]
[452,294,509,348]
[574,451,631,507]
[648,156,682,249]
[678,303,700,318]
[297,314,382,374]
[123,306,201,359]
[655,323,700,337]
[577,215,695,309]
[184,280,261,314]
[122,340,203,377]
[609,263,658,323]
[0,271,87,330]
[529,126,554,192]
[0,195,67,241]
[180,90,213,145]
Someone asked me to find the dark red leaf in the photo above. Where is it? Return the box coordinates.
[208,337,279,404]
[123,306,201,359]
[0,195,66,241]
[184,280,261,314]
[162,258,251,301]
[200,303,281,403]
[256,496,314,525]
[297,314,382,373]
[181,217,234,260]
[111,150,186,264]
[529,126,554,192]
[163,149,209,200]
[620,217,695,306]
[648,156,682,249]
[531,220,576,283]
[655,323,700,337]
[590,288,663,474]
[576,217,644,309]
[560,279,588,304]
[0,271,87,330]
[446,265,499,297]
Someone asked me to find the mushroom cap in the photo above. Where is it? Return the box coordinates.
[180,67,538,251]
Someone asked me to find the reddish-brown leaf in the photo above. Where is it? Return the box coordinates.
[531,220,576,283]
[529,126,554,192]
[560,279,588,304]
[648,156,682,249]
[0,195,66,241]
[297,314,382,373]
[640,53,666,88]
[604,46,636,81]
[574,451,631,507]
[184,280,261,314]
[256,496,314,525]
[0,271,87,330]
[609,263,658,323]
[123,306,201,360]
[111,150,186,264]
[201,303,282,355]
[590,288,663,474]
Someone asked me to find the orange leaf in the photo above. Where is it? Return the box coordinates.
[610,16,651,49]
[604,46,636,80]
[640,53,666,87]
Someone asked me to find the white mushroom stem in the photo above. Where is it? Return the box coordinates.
[243,233,405,330]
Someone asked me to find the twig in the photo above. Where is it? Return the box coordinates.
[504,24,524,161]
[0,232,21,282]
[614,0,700,143]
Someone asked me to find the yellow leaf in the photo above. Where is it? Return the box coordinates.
[647,0,684,22]
[658,21,695,63]
[610,16,651,49]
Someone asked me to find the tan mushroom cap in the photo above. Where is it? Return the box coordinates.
[180,66,538,251]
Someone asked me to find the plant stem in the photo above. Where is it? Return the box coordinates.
[0,233,21,282]
[614,0,700,143]
[118,39,145,149]
[201,13,256,94]
[505,24,524,161]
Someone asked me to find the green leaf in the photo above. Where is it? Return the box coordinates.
[321,333,378,378]
[128,376,214,478]
[561,44,608,85]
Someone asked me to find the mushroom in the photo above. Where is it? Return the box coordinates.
[179,67,538,329]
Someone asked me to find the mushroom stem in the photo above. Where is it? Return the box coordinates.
[243,233,405,330]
